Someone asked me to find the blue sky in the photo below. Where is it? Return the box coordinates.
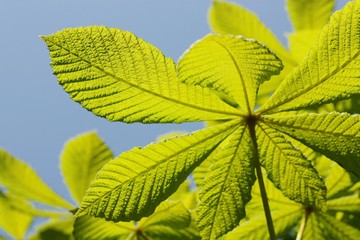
[0,0,349,229]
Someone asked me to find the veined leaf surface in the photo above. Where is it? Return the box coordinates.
[60,131,113,204]
[0,149,73,209]
[76,120,239,221]
[196,126,255,240]
[262,112,360,177]
[178,34,283,113]
[259,0,360,113]
[256,123,326,207]
[287,0,335,31]
[42,26,241,123]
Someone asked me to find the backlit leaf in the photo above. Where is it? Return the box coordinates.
[262,112,360,177]
[256,123,326,207]
[42,26,241,123]
[325,162,354,199]
[196,126,256,240]
[259,0,360,113]
[327,195,360,212]
[60,131,113,204]
[0,149,73,209]
[287,0,336,31]
[178,34,283,113]
[76,120,239,221]
[29,218,74,240]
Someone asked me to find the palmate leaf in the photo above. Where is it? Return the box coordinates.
[327,195,360,212]
[75,120,239,221]
[262,112,360,178]
[259,0,360,113]
[0,149,73,209]
[325,161,354,199]
[256,123,326,207]
[42,26,241,123]
[177,34,283,113]
[29,218,74,240]
[60,131,113,204]
[287,0,336,31]
[196,126,256,240]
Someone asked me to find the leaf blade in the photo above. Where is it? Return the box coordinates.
[76,120,240,221]
[60,131,113,204]
[42,26,241,123]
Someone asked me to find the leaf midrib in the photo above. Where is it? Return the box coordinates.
[46,38,244,119]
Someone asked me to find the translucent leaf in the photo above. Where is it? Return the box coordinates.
[0,191,33,239]
[325,162,354,199]
[42,26,241,123]
[256,123,326,207]
[208,0,297,102]
[287,0,336,31]
[60,131,113,204]
[139,201,201,240]
[0,149,73,209]
[302,213,326,240]
[75,120,240,221]
[259,0,360,113]
[327,195,360,212]
[178,34,283,113]
[262,112,360,178]
[316,212,360,240]
[288,29,321,62]
[73,216,135,240]
[196,126,256,240]
[29,218,74,240]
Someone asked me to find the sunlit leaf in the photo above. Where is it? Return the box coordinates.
[196,126,256,240]
[0,149,73,209]
[61,131,113,204]
[42,26,241,123]
[29,218,73,240]
[259,0,360,113]
[262,112,360,178]
[327,195,360,212]
[76,120,239,221]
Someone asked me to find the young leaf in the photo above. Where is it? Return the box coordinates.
[0,191,33,239]
[0,149,73,209]
[41,26,241,123]
[262,112,360,177]
[29,218,74,240]
[325,162,354,199]
[327,195,360,212]
[75,120,239,221]
[259,0,360,113]
[196,126,255,240]
[177,34,283,113]
[287,0,336,31]
[256,123,326,207]
[60,131,113,204]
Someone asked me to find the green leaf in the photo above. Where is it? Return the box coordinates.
[327,195,360,212]
[139,201,201,240]
[75,120,239,221]
[256,123,326,207]
[0,191,33,239]
[0,149,73,209]
[287,0,336,31]
[196,126,256,240]
[302,213,326,240]
[288,29,321,62]
[259,0,360,113]
[73,216,135,240]
[325,162,354,199]
[60,131,113,204]
[208,0,297,103]
[262,112,360,178]
[177,34,283,113]
[29,218,74,240]
[315,212,360,240]
[42,26,241,123]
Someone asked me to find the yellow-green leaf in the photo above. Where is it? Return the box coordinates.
[262,112,360,178]
[288,29,322,62]
[0,191,33,239]
[29,218,74,240]
[196,126,256,240]
[75,120,240,221]
[0,149,73,209]
[327,195,360,212]
[42,26,241,123]
[259,0,360,114]
[287,0,336,31]
[60,131,113,204]
[256,123,326,207]
[325,162,354,199]
[177,34,283,113]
